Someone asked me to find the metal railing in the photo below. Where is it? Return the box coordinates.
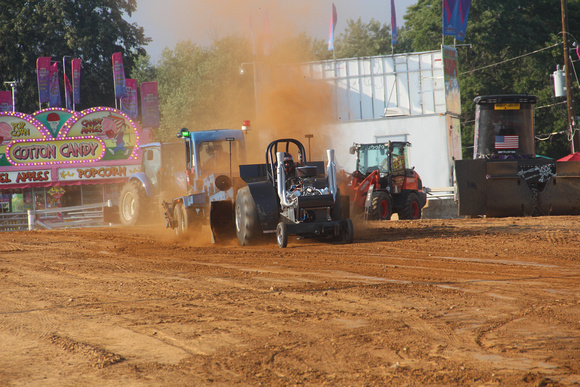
[0,201,113,231]
[425,186,455,200]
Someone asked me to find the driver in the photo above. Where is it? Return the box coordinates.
[283,152,295,177]
[283,152,299,187]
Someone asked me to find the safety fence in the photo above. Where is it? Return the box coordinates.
[0,201,113,231]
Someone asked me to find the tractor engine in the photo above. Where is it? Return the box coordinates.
[276,151,337,223]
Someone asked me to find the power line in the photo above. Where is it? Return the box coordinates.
[459,43,561,76]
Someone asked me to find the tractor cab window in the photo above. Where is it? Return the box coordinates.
[142,147,161,186]
[199,140,243,174]
[357,144,388,174]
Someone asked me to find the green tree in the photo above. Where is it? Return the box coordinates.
[334,18,395,58]
[153,35,255,141]
[130,54,157,87]
[404,0,580,158]
[0,0,149,113]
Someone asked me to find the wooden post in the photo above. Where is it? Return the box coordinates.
[562,0,580,152]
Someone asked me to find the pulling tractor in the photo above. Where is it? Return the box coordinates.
[235,138,354,248]
[163,127,246,242]
[341,141,427,220]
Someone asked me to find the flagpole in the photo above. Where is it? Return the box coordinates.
[561,0,579,152]
[62,56,70,110]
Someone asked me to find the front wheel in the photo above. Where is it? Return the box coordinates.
[343,218,354,244]
[174,202,186,236]
[398,192,422,220]
[119,181,148,226]
[368,191,392,220]
[276,222,288,248]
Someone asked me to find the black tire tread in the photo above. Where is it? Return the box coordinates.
[119,181,148,226]
[399,192,422,220]
[235,187,261,246]
[369,191,392,220]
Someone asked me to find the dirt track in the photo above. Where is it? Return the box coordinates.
[1,216,579,386]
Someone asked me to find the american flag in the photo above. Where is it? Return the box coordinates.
[495,135,519,149]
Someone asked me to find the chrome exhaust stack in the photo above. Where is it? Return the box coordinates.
[276,151,295,208]
[326,149,337,200]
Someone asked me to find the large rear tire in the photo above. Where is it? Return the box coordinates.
[369,191,392,220]
[235,186,261,246]
[119,181,148,226]
[399,192,422,220]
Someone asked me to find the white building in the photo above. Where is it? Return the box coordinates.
[302,46,462,190]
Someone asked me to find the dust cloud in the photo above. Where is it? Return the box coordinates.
[147,0,338,165]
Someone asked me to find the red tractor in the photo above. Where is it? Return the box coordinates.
[340,141,427,220]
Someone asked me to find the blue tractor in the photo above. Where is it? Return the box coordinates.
[163,128,247,242]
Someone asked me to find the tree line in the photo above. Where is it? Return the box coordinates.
[1,0,578,158]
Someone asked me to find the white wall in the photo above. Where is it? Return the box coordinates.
[327,114,452,189]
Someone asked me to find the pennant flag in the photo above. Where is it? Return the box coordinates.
[49,62,62,108]
[391,0,397,45]
[328,3,337,51]
[36,57,51,104]
[443,0,471,41]
[64,74,73,110]
[455,0,471,41]
[263,10,270,56]
[249,13,257,56]
[121,79,138,119]
[140,81,160,128]
[112,52,127,99]
[71,58,81,104]
[442,0,459,37]
[0,91,12,112]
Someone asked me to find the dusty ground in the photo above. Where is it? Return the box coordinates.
[1,215,579,386]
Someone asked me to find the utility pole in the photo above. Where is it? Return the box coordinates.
[561,0,580,152]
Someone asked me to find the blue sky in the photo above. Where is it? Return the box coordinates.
[129,0,419,63]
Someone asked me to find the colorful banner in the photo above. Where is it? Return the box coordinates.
[71,58,81,104]
[7,138,105,166]
[0,107,141,188]
[0,91,12,113]
[391,0,397,45]
[58,164,140,182]
[443,0,471,41]
[36,57,51,104]
[112,52,126,99]
[0,169,53,186]
[328,3,337,51]
[443,0,459,37]
[442,45,460,115]
[140,82,160,128]
[121,79,138,119]
[49,62,62,108]
[455,0,471,41]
